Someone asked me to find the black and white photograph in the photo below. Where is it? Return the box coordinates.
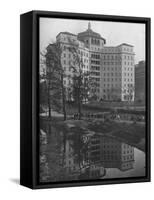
[39,17,148,183]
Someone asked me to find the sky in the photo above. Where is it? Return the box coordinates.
[40,17,145,64]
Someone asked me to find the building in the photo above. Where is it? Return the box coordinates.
[135,61,145,102]
[77,23,135,101]
[78,23,106,99]
[50,23,135,101]
[100,44,135,101]
[56,31,90,101]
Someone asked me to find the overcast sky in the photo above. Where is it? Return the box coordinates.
[40,17,145,64]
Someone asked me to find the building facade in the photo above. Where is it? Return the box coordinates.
[135,61,145,102]
[54,23,135,101]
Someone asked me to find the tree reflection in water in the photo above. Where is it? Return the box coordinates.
[39,120,143,182]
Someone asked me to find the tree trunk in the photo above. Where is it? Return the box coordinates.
[77,88,81,120]
[61,74,67,121]
[78,78,82,120]
[47,80,51,119]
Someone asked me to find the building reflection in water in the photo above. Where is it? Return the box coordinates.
[90,135,134,171]
[65,135,134,178]
[40,122,135,182]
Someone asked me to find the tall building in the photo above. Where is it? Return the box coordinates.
[53,23,135,101]
[78,22,106,99]
[100,44,135,101]
[135,61,145,102]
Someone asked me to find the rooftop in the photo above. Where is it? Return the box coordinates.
[56,31,77,38]
[117,43,134,47]
[78,22,106,43]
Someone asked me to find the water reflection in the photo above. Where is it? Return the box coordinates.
[40,121,145,182]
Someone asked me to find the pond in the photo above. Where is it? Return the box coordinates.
[39,120,145,182]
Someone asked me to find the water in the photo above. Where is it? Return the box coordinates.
[39,120,145,182]
[102,148,145,179]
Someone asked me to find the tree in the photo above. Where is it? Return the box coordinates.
[88,77,98,102]
[41,42,67,120]
[67,40,91,119]
[42,45,62,118]
[123,84,135,105]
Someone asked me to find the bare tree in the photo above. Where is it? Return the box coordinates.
[67,40,90,119]
[43,42,67,120]
[122,84,135,106]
